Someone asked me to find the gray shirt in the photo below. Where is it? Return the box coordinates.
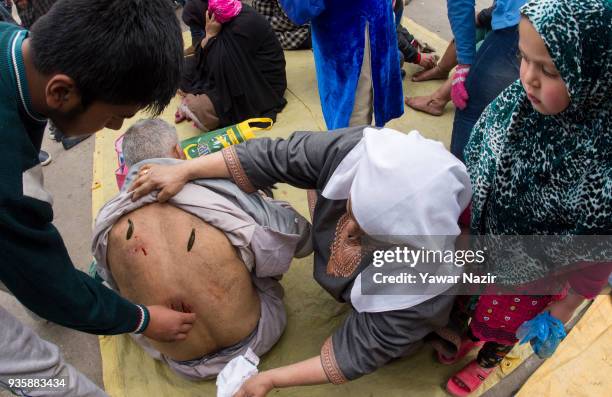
[93,158,312,290]
[226,127,454,382]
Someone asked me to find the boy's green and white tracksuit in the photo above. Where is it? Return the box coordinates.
[0,22,144,397]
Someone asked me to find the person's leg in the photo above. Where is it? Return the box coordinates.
[183,93,220,131]
[0,306,107,397]
[348,24,374,127]
[450,26,520,162]
[405,77,452,116]
[475,341,514,368]
[412,40,457,82]
[446,339,514,396]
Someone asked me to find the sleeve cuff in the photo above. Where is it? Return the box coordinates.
[133,304,150,334]
[222,146,257,193]
[320,336,348,385]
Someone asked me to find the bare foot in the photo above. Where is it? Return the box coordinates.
[405,95,447,116]
[411,65,450,82]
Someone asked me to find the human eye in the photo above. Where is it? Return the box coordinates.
[542,66,559,78]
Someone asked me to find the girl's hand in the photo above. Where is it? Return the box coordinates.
[451,64,471,109]
[547,290,585,324]
[129,163,190,202]
[233,373,275,397]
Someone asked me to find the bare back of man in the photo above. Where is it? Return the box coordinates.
[107,203,261,361]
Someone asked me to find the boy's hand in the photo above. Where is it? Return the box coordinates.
[143,305,196,342]
[233,373,275,397]
[205,11,222,38]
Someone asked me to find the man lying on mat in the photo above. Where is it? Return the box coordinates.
[91,119,311,380]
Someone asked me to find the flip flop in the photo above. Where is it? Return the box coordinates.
[446,360,494,397]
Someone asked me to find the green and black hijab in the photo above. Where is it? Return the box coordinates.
[464,0,612,285]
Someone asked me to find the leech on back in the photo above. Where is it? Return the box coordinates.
[187,228,196,252]
[126,219,134,240]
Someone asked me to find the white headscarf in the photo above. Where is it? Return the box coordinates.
[322,128,472,312]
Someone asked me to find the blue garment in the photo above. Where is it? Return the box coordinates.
[447,0,526,64]
[281,0,404,129]
[450,26,520,162]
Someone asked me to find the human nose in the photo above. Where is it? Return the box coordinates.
[523,63,540,89]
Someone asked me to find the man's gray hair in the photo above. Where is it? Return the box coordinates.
[122,119,179,167]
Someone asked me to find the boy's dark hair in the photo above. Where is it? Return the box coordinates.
[30,0,183,115]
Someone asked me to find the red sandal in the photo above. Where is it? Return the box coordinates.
[446,360,494,397]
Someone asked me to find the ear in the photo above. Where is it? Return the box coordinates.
[175,143,186,160]
[44,74,82,113]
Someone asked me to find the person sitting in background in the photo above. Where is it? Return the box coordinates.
[92,119,311,379]
[405,6,494,116]
[14,0,57,29]
[178,0,287,132]
[0,1,14,22]
[394,0,439,78]
[397,24,439,76]
[252,0,311,50]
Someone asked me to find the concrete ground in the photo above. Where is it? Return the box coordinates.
[0,1,489,395]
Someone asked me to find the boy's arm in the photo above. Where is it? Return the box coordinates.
[0,205,195,339]
[0,205,142,334]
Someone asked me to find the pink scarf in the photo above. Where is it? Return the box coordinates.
[208,0,242,23]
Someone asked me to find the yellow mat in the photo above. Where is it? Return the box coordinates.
[92,21,534,397]
[516,294,612,397]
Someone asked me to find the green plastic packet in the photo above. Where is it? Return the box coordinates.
[181,118,273,159]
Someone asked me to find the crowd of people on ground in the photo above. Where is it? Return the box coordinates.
[0,0,610,397]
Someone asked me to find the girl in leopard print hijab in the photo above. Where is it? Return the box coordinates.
[444,0,612,395]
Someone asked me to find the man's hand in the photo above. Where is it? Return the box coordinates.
[129,163,190,202]
[233,373,275,397]
[142,305,196,342]
[205,11,222,38]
